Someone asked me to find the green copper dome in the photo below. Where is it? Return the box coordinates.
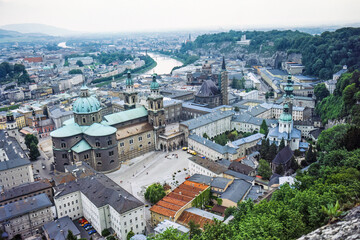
[280,103,292,122]
[73,86,101,114]
[150,73,159,90]
[126,70,133,86]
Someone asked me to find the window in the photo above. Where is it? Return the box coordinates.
[82,118,86,123]
[110,160,114,164]
[92,116,96,122]
[97,162,102,165]
[62,154,67,159]
[96,153,101,158]
[138,136,142,141]
[147,133,151,138]
[139,145,142,148]
[129,139,134,144]
[148,142,151,145]
[108,140,112,145]
[84,154,89,160]
[120,142,124,147]
[109,151,114,156]
[95,141,100,147]
[61,142,66,148]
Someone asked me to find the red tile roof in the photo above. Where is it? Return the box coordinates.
[150,181,209,218]
[177,210,214,229]
[24,57,43,63]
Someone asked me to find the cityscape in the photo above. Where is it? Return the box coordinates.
[0,1,359,240]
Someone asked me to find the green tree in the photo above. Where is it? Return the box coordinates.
[67,230,77,240]
[29,142,40,161]
[267,142,277,162]
[314,83,330,101]
[149,228,188,240]
[260,138,269,159]
[216,198,223,206]
[101,229,110,237]
[69,69,83,74]
[260,120,268,136]
[144,183,166,204]
[126,230,135,240]
[188,220,201,239]
[25,134,38,149]
[278,138,285,152]
[290,156,299,171]
[76,60,84,67]
[224,206,236,219]
[257,159,272,180]
[202,133,209,139]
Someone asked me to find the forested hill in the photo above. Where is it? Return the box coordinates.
[183,28,360,79]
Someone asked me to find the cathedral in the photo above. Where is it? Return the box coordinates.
[267,74,301,150]
[193,57,229,108]
[51,72,165,172]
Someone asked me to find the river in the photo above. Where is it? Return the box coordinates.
[144,52,183,75]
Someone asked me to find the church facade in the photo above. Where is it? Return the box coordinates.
[267,74,301,150]
[51,72,165,172]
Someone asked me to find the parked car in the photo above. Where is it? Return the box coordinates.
[83,223,90,228]
[88,230,96,235]
[85,226,93,231]
[81,222,88,226]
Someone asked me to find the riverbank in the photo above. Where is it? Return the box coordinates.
[94,55,157,87]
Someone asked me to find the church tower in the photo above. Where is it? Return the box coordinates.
[147,74,165,137]
[6,110,17,130]
[220,57,229,105]
[124,70,138,110]
[284,73,294,116]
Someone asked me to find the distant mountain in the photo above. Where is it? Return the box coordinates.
[1,23,77,36]
[0,28,56,43]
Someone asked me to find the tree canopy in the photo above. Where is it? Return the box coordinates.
[0,62,31,85]
[144,183,166,204]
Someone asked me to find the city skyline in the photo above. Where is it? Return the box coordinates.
[1,0,360,33]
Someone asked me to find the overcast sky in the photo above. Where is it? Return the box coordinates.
[0,0,360,32]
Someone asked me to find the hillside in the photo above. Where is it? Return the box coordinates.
[1,23,76,36]
[0,28,55,43]
[183,28,360,79]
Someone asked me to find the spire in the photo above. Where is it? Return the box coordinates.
[150,73,159,91]
[126,69,133,87]
[284,73,294,98]
[221,57,226,70]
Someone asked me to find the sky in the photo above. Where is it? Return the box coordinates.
[0,0,360,33]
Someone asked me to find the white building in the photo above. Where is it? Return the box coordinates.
[54,173,145,240]
[0,131,34,190]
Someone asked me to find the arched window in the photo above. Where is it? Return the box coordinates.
[97,162,102,165]
[92,116,95,122]
[110,160,114,164]
[82,118,86,123]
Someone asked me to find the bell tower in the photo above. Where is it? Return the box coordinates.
[220,57,229,105]
[124,70,138,110]
[147,74,165,137]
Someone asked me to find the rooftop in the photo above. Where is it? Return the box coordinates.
[220,179,252,203]
[54,173,143,215]
[189,135,237,155]
[149,181,209,218]
[177,207,224,229]
[0,193,52,221]
[116,122,153,140]
[103,106,148,126]
[42,216,80,240]
[181,110,234,130]
[0,180,52,202]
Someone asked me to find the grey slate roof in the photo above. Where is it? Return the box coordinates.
[181,110,234,130]
[54,173,143,215]
[267,126,301,140]
[224,170,255,183]
[220,179,252,203]
[0,193,52,222]
[245,185,263,201]
[228,162,255,175]
[42,216,80,240]
[0,180,52,202]
[187,174,231,190]
[196,80,220,97]
[231,133,264,147]
[0,130,31,171]
[272,146,293,165]
[189,135,237,155]
[188,157,227,175]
